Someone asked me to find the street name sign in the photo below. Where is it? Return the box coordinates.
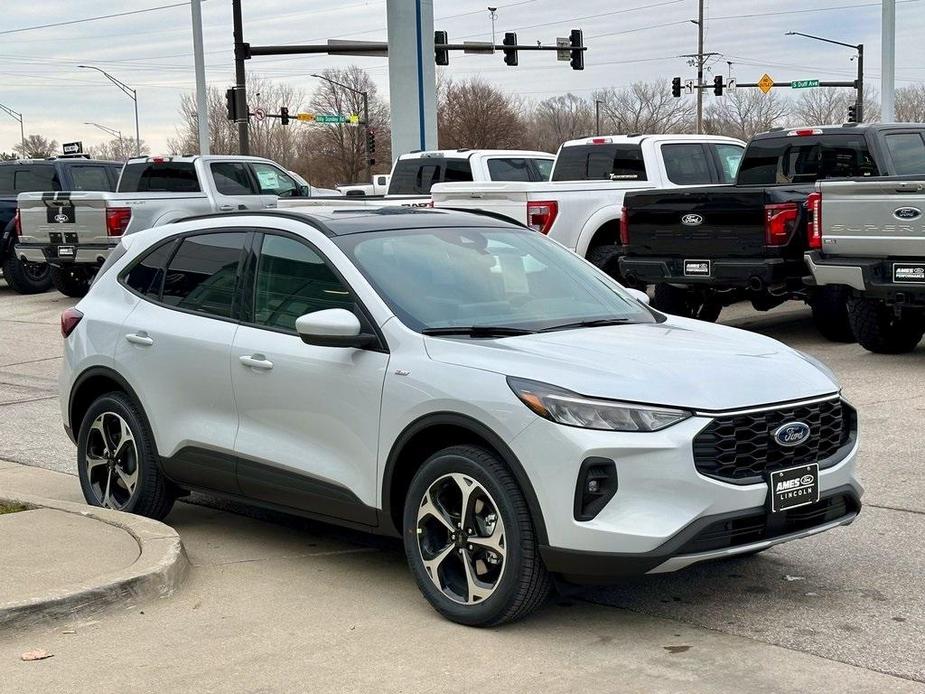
[791,79,820,89]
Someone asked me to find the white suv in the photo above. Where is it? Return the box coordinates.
[59,207,862,626]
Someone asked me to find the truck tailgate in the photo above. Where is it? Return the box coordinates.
[17,192,112,248]
[819,179,925,257]
[623,187,769,258]
[431,182,531,225]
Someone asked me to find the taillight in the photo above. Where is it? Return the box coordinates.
[13,209,21,237]
[619,206,629,245]
[806,192,822,250]
[527,200,558,234]
[764,202,798,247]
[60,308,83,338]
[105,207,131,237]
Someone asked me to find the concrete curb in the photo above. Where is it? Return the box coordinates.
[0,492,189,629]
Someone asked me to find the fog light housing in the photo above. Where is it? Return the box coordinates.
[574,457,617,521]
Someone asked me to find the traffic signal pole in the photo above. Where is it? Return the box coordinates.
[232,0,249,154]
[695,0,704,134]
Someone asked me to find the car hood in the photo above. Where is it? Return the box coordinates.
[423,317,838,411]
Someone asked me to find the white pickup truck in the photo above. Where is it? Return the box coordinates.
[15,154,302,296]
[278,149,555,210]
[430,134,744,281]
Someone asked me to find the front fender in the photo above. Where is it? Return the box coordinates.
[575,203,624,257]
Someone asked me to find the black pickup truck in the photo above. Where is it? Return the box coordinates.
[619,123,925,340]
[0,157,121,294]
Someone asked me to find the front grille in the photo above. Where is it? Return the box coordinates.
[693,397,853,484]
[677,493,857,555]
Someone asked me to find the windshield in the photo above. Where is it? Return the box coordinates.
[333,226,657,333]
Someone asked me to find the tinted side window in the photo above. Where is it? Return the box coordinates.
[211,162,256,195]
[123,240,176,298]
[661,144,713,185]
[884,133,925,175]
[70,165,115,191]
[487,158,533,182]
[442,159,473,184]
[552,144,647,181]
[254,235,354,332]
[0,165,61,193]
[737,135,878,184]
[118,162,201,192]
[388,159,447,195]
[161,233,246,318]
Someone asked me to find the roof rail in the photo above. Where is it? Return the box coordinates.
[173,209,336,237]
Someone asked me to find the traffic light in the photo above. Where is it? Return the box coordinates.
[280,106,290,125]
[435,30,449,66]
[569,29,584,70]
[366,129,376,155]
[713,75,724,96]
[847,103,858,123]
[225,87,238,121]
[671,77,682,98]
[502,32,518,66]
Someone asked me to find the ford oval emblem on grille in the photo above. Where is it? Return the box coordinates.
[54,213,69,223]
[894,206,922,221]
[772,421,811,447]
[681,213,703,226]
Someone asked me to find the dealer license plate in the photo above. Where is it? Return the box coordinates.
[768,463,819,513]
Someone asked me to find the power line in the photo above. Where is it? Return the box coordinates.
[0,1,201,37]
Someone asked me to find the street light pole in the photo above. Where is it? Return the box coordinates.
[78,65,140,155]
[785,31,864,122]
[311,73,371,182]
[0,102,24,154]
[85,122,125,157]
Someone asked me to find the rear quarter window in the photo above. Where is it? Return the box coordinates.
[118,162,201,193]
[388,158,472,194]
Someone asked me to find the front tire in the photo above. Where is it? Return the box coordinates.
[403,445,551,626]
[77,392,176,520]
[51,266,92,298]
[810,285,855,343]
[849,299,925,354]
[653,283,722,322]
[1,255,52,294]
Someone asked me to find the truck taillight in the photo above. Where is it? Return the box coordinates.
[13,209,21,237]
[764,202,798,247]
[806,191,822,250]
[60,308,83,338]
[106,207,132,236]
[619,206,629,245]
[527,200,558,234]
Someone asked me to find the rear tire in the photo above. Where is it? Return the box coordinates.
[810,286,855,343]
[51,266,92,298]
[587,245,644,290]
[653,283,722,322]
[1,255,52,294]
[849,299,925,354]
[403,445,551,626]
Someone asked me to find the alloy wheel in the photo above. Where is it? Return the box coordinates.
[416,473,506,605]
[84,412,139,510]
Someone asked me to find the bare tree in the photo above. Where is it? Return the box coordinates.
[0,152,16,161]
[703,89,790,140]
[14,134,58,159]
[88,137,150,161]
[307,66,391,185]
[791,88,855,125]
[437,78,525,149]
[593,82,694,134]
[895,84,925,122]
[525,94,593,152]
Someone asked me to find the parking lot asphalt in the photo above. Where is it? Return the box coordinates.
[1,280,923,689]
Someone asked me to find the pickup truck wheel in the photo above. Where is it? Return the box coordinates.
[653,283,722,322]
[586,245,644,290]
[403,445,552,626]
[849,299,925,354]
[1,255,52,294]
[50,266,92,298]
[810,286,855,343]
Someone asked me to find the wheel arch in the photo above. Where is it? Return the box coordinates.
[380,412,548,544]
[575,204,624,257]
[68,366,147,441]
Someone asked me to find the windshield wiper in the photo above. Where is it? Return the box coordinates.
[422,326,536,337]
[539,317,633,332]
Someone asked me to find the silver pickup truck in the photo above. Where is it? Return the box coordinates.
[806,177,925,353]
[14,154,305,296]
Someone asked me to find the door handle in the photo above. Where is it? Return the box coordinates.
[125,332,154,347]
[239,354,274,370]
[218,204,234,211]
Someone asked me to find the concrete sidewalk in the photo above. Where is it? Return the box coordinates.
[1,461,921,693]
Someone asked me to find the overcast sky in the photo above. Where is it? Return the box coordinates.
[1,0,924,154]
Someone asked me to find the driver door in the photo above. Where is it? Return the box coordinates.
[247,162,305,202]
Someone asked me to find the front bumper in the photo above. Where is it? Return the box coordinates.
[508,405,861,582]
[806,251,925,305]
[16,242,112,266]
[619,255,801,289]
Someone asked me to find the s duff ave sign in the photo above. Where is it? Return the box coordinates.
[792,79,821,89]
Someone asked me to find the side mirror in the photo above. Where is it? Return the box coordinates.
[295,308,378,349]
[298,184,311,197]
[625,287,650,306]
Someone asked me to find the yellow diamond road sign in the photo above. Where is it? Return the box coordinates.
[296,113,314,122]
[758,73,774,94]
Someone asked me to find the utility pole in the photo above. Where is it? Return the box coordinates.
[695,0,704,134]
[232,0,249,154]
[882,0,895,121]
[595,99,603,135]
[191,0,210,154]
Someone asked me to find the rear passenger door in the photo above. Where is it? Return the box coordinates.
[230,229,388,524]
[115,229,249,494]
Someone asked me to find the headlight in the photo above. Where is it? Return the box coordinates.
[507,377,691,432]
